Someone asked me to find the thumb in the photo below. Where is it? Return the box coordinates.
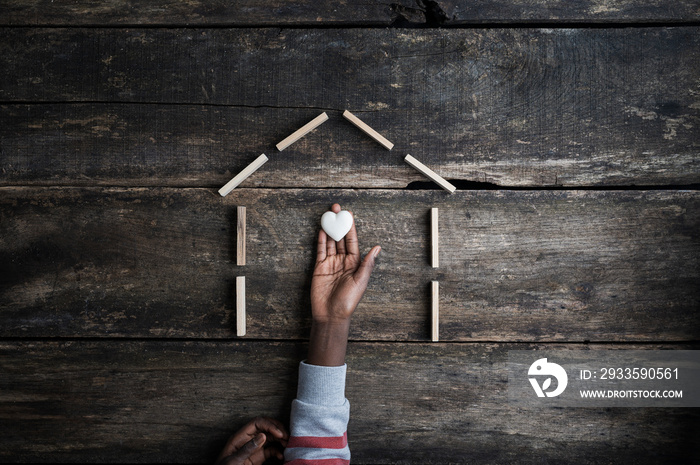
[354,246,381,287]
[228,433,265,464]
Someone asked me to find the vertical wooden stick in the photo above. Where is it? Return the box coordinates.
[431,207,439,268]
[432,281,439,342]
[237,206,246,266]
[236,276,246,337]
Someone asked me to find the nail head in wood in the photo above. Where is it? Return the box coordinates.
[276,112,329,151]
[237,206,246,266]
[431,207,439,268]
[432,281,439,342]
[236,276,246,337]
[219,154,268,197]
[404,154,456,194]
[343,110,394,150]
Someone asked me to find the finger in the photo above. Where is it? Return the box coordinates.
[272,418,289,440]
[227,433,265,465]
[336,233,347,255]
[326,203,341,257]
[331,203,345,255]
[354,245,381,289]
[218,431,245,460]
[237,417,264,436]
[326,231,337,256]
[220,415,281,458]
[344,212,359,258]
[263,444,285,462]
[253,417,288,440]
[316,229,327,263]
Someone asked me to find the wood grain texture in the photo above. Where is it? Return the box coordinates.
[423,0,700,24]
[0,340,697,463]
[1,187,698,341]
[1,28,698,187]
[0,0,423,26]
[3,3,698,463]
[1,0,698,26]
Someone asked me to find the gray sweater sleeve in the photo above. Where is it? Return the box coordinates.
[283,361,351,463]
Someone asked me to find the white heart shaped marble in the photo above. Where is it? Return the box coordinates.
[321,210,353,242]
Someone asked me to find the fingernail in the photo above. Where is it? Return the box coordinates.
[374,247,381,258]
[253,433,265,447]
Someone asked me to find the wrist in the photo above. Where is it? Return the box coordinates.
[307,319,350,367]
[311,316,352,328]
[310,319,351,342]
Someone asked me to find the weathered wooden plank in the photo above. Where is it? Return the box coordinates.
[1,0,698,26]
[1,187,698,341]
[1,102,698,188]
[0,0,423,26]
[0,340,697,463]
[1,28,699,187]
[3,27,699,109]
[427,0,700,24]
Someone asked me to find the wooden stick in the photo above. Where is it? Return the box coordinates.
[342,110,394,150]
[276,112,329,151]
[237,206,246,266]
[218,154,268,197]
[404,154,456,194]
[236,276,246,337]
[432,281,439,342]
[431,207,439,268]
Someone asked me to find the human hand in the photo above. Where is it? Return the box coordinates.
[215,417,288,465]
[307,203,380,367]
[311,203,381,325]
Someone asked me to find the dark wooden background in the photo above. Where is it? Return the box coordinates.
[1,1,699,463]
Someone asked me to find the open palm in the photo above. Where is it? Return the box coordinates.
[311,204,381,324]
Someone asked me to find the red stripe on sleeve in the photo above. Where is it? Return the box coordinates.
[287,431,348,449]
[285,459,350,465]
